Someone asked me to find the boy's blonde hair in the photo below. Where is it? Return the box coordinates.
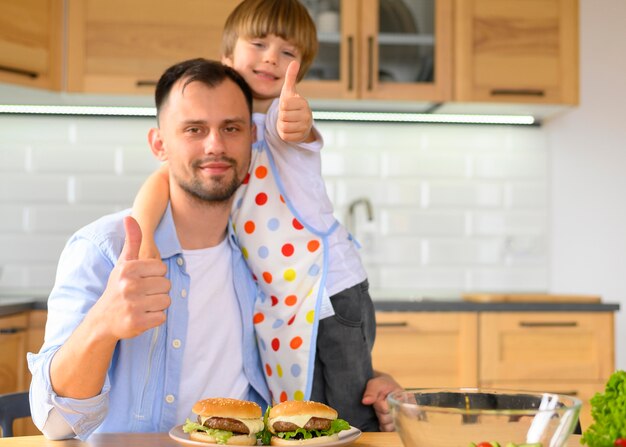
[222,0,318,82]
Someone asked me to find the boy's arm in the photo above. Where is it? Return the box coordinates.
[132,163,170,259]
[277,61,317,144]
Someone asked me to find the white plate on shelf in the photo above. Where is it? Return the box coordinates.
[168,425,362,447]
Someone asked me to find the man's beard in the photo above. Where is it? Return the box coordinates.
[175,157,243,203]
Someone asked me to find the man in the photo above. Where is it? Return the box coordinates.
[28,59,399,440]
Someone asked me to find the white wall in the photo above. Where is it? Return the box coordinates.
[547,0,626,370]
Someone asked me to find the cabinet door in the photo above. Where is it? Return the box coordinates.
[0,0,63,90]
[454,0,579,104]
[66,0,240,94]
[299,0,452,101]
[372,312,477,388]
[480,312,614,382]
[0,313,28,394]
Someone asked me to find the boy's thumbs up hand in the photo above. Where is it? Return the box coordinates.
[277,60,314,143]
[93,216,171,342]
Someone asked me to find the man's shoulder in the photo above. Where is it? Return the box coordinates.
[70,209,131,255]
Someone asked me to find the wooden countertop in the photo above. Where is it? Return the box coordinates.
[0,433,583,447]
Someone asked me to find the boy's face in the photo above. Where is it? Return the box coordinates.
[223,34,302,111]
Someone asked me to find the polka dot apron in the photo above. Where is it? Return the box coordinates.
[231,140,338,403]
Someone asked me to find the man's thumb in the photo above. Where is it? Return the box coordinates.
[119,216,142,262]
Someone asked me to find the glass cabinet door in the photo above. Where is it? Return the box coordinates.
[299,0,452,102]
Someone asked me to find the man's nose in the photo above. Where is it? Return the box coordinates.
[204,131,225,154]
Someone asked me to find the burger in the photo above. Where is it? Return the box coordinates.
[182,397,265,445]
[267,400,351,445]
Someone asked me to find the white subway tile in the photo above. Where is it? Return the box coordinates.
[0,263,57,289]
[382,209,466,236]
[383,152,467,178]
[321,151,381,176]
[473,152,547,179]
[28,204,118,232]
[428,238,503,264]
[0,174,69,202]
[30,144,116,173]
[420,124,510,151]
[0,144,27,172]
[429,181,503,207]
[364,236,423,264]
[334,179,420,207]
[0,234,68,262]
[73,175,144,205]
[471,211,547,235]
[72,117,153,144]
[1,116,73,142]
[467,267,548,291]
[120,146,162,174]
[0,205,25,231]
[378,266,466,290]
[505,182,548,208]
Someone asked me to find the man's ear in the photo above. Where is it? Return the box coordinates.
[148,128,168,161]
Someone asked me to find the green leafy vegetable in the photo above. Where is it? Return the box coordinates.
[276,418,351,440]
[258,405,273,445]
[581,370,626,447]
[182,418,233,444]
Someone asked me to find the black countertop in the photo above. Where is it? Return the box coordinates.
[0,297,619,318]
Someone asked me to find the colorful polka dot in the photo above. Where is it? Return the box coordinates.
[280,391,288,402]
[306,310,315,324]
[271,295,279,306]
[255,165,268,179]
[277,364,283,378]
[265,364,272,376]
[294,390,304,401]
[235,197,243,209]
[262,272,273,283]
[280,195,285,204]
[307,240,320,252]
[284,295,297,306]
[242,173,250,184]
[259,338,266,351]
[291,364,302,377]
[244,221,255,234]
[281,243,295,257]
[271,338,280,351]
[283,269,296,281]
[272,319,284,329]
[288,315,296,325]
[258,246,269,259]
[253,312,264,324]
[255,192,268,205]
[292,218,304,230]
[290,336,303,349]
[267,218,280,231]
[241,247,248,259]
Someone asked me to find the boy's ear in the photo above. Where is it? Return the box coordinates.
[221,54,233,67]
[148,128,168,161]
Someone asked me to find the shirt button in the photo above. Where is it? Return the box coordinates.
[177,257,184,266]
[165,394,175,404]
[181,289,188,298]
[172,339,182,349]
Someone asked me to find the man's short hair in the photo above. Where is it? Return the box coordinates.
[154,58,254,124]
[222,0,318,82]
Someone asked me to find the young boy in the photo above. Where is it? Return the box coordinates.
[132,0,394,431]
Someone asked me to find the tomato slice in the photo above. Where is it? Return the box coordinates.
[614,439,626,447]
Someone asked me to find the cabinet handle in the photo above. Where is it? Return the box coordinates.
[518,321,578,328]
[490,89,545,97]
[367,36,374,91]
[0,64,38,79]
[136,80,158,87]
[347,35,354,91]
[0,327,26,334]
[377,321,408,328]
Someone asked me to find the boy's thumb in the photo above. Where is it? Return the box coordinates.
[119,216,142,262]
[281,60,300,98]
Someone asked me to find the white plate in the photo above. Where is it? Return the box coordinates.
[168,425,362,447]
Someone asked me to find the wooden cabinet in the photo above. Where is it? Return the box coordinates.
[66,0,240,94]
[479,312,614,430]
[300,0,453,102]
[0,0,63,90]
[454,0,579,104]
[373,312,477,387]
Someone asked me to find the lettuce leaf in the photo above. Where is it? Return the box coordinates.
[276,418,351,440]
[581,370,626,447]
[182,418,234,444]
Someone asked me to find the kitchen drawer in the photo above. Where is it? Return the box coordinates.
[373,312,478,388]
[0,313,28,393]
[481,380,605,431]
[480,312,614,382]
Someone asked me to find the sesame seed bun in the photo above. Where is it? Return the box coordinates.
[269,401,337,420]
[192,397,262,419]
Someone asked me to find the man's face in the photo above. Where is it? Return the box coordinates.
[153,78,254,204]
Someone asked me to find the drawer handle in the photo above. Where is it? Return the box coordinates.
[367,36,374,91]
[519,321,578,328]
[0,64,38,79]
[136,80,158,87]
[377,322,408,328]
[0,327,26,334]
[490,89,545,97]
[347,35,354,91]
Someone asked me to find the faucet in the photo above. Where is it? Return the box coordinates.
[346,197,373,235]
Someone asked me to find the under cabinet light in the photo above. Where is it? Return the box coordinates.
[0,104,536,125]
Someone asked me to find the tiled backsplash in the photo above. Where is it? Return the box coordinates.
[0,115,548,299]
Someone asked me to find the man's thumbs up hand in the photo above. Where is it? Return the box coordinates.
[277,60,314,143]
[94,216,171,341]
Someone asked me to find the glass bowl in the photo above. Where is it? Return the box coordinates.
[388,388,582,447]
